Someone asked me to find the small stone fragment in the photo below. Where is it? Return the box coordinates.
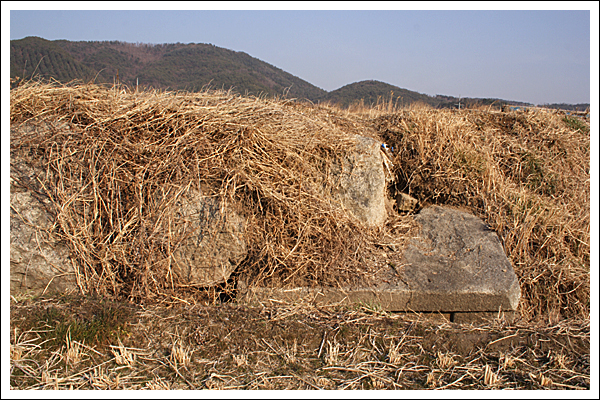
[396,192,418,212]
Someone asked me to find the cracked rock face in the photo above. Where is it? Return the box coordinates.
[166,190,247,287]
[10,165,79,295]
[331,135,388,227]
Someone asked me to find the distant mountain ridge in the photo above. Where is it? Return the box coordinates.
[320,80,535,109]
[10,36,327,100]
[10,37,589,111]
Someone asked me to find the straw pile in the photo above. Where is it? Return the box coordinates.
[10,80,398,300]
[374,107,590,320]
[10,79,590,321]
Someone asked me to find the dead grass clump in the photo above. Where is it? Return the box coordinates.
[10,80,383,300]
[374,108,590,321]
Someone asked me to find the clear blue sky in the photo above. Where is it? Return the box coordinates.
[4,3,598,105]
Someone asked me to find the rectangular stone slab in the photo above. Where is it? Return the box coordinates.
[243,206,521,313]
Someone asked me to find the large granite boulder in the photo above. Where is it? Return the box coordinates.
[332,135,388,227]
[166,190,247,287]
[10,165,79,295]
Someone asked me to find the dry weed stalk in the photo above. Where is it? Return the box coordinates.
[64,329,86,365]
[285,339,298,364]
[144,376,171,390]
[387,341,404,365]
[170,340,192,369]
[232,353,248,367]
[325,340,341,366]
[500,352,517,369]
[426,371,438,388]
[435,351,456,370]
[111,339,136,366]
[483,364,499,387]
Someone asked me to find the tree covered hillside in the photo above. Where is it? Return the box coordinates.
[11,37,586,110]
[10,37,327,100]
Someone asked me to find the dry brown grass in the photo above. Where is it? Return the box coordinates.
[10,79,409,302]
[9,297,590,390]
[9,80,591,390]
[374,107,590,321]
[10,79,590,319]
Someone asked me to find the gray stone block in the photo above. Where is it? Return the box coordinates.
[398,206,520,312]
[243,206,521,316]
[167,190,247,287]
[331,135,387,227]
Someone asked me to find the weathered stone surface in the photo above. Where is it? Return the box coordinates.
[10,154,247,293]
[10,168,78,295]
[398,206,520,312]
[243,206,521,316]
[396,192,418,212]
[168,190,247,287]
[332,135,387,227]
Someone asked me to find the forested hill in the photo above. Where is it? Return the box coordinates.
[10,36,327,100]
[317,80,534,109]
[10,37,588,110]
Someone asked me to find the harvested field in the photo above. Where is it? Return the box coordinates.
[8,80,591,390]
[9,296,590,390]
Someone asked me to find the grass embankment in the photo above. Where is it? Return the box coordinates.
[9,80,590,390]
[10,79,397,298]
[373,106,590,321]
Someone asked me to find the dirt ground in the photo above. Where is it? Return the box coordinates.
[9,294,590,390]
